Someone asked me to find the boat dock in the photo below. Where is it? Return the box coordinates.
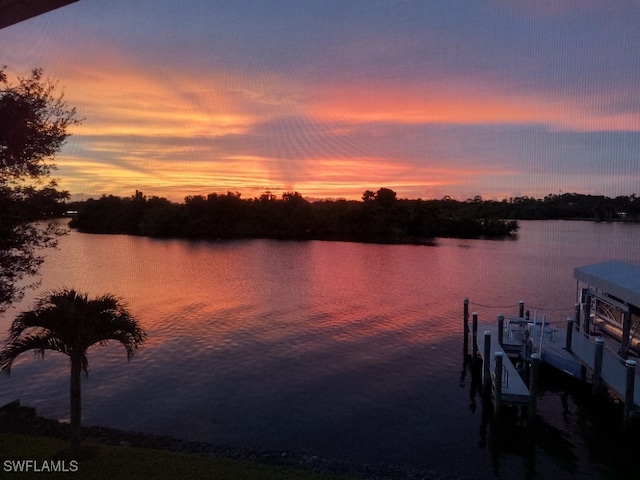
[465,305,540,421]
[473,312,640,407]
[476,321,530,406]
[465,261,640,426]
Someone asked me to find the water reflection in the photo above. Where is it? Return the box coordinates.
[1,220,640,478]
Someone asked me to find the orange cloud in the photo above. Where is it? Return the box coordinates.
[17,31,633,203]
[308,79,640,132]
[65,67,258,139]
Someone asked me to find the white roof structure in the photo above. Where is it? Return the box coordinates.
[574,261,640,308]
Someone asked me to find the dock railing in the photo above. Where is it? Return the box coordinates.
[465,298,639,427]
[571,329,640,407]
[501,364,509,388]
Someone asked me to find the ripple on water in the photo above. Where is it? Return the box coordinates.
[3,225,640,479]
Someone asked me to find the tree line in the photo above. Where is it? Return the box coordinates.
[67,188,519,242]
[479,193,640,222]
[67,190,640,244]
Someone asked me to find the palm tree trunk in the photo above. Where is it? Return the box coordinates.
[69,353,82,447]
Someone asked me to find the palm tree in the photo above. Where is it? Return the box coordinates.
[0,288,146,446]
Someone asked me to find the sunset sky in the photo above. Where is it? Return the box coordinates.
[2,0,639,201]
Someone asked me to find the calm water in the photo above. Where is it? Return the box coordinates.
[1,220,640,479]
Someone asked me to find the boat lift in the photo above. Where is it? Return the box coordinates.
[466,260,640,427]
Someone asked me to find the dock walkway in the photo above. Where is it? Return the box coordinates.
[479,314,640,409]
[475,315,640,409]
[466,260,640,426]
[476,323,530,405]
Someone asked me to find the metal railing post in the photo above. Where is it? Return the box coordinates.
[529,353,540,423]
[483,331,491,387]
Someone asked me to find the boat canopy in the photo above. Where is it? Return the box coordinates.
[574,261,640,308]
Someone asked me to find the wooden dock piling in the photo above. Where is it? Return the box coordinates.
[624,359,636,428]
[483,331,491,387]
[497,314,504,347]
[494,352,504,416]
[565,316,574,352]
[472,312,478,357]
[463,298,469,356]
[593,337,604,398]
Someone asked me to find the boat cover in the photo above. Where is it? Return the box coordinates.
[574,261,640,308]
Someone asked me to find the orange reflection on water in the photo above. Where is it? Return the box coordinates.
[13,229,474,356]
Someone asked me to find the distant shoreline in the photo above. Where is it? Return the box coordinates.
[56,190,640,245]
[65,190,519,242]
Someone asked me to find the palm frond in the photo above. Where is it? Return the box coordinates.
[0,332,70,374]
[1,287,145,374]
[11,308,64,340]
[89,310,146,357]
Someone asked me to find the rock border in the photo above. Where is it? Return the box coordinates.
[0,401,457,480]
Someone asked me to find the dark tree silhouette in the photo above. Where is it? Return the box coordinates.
[0,288,146,446]
[362,190,376,202]
[374,187,397,207]
[70,187,527,242]
[0,68,79,313]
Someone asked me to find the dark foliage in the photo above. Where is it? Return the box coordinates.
[69,189,640,244]
[69,188,522,243]
[0,288,145,446]
[0,68,79,313]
